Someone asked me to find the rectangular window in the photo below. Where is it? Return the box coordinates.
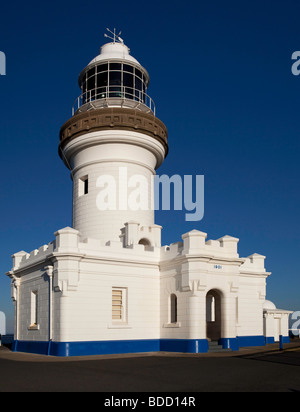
[170,294,177,324]
[112,288,127,323]
[30,290,38,326]
[78,175,88,196]
[84,178,88,195]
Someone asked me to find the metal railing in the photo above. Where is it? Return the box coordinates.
[72,86,155,116]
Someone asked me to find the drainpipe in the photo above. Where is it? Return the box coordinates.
[14,277,20,344]
[45,265,54,352]
[279,335,283,351]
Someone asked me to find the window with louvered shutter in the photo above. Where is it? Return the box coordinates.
[112,289,123,321]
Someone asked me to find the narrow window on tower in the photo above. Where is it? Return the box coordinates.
[78,175,89,197]
[84,178,88,195]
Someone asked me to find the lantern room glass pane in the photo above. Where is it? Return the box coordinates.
[109,71,121,86]
[135,69,142,79]
[87,75,96,90]
[97,63,108,73]
[110,62,121,71]
[87,67,95,77]
[124,64,134,73]
[135,76,142,90]
[96,72,108,99]
[135,76,142,101]
[124,72,133,99]
[97,72,108,88]
[123,72,133,88]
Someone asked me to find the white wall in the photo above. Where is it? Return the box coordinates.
[0,311,6,335]
[53,267,160,342]
[17,267,50,342]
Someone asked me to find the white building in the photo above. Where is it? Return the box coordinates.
[6,36,292,356]
[0,312,6,337]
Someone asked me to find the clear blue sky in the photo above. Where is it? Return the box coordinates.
[0,0,299,333]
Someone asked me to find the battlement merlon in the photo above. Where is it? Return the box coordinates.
[240,253,271,276]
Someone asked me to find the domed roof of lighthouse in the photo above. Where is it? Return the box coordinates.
[88,41,141,66]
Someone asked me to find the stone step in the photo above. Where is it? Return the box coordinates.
[208,341,231,352]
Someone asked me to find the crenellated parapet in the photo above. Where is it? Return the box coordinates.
[160,229,270,279]
[10,223,163,274]
[161,230,240,260]
[11,242,55,271]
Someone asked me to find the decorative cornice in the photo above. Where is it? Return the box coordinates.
[59,107,168,158]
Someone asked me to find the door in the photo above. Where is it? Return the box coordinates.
[206,290,222,341]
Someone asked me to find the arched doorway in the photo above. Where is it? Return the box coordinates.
[206,289,222,341]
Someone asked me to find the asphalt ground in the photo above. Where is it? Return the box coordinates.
[0,340,299,393]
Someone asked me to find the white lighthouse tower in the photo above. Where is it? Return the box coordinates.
[59,33,168,244]
[6,32,292,356]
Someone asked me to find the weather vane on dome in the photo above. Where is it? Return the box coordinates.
[104,28,124,44]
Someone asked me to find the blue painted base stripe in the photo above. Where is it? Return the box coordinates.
[160,339,209,353]
[12,336,290,357]
[237,335,266,347]
[281,336,290,344]
[14,339,161,357]
[219,338,239,351]
[13,339,209,356]
[13,340,49,355]
[218,336,266,350]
